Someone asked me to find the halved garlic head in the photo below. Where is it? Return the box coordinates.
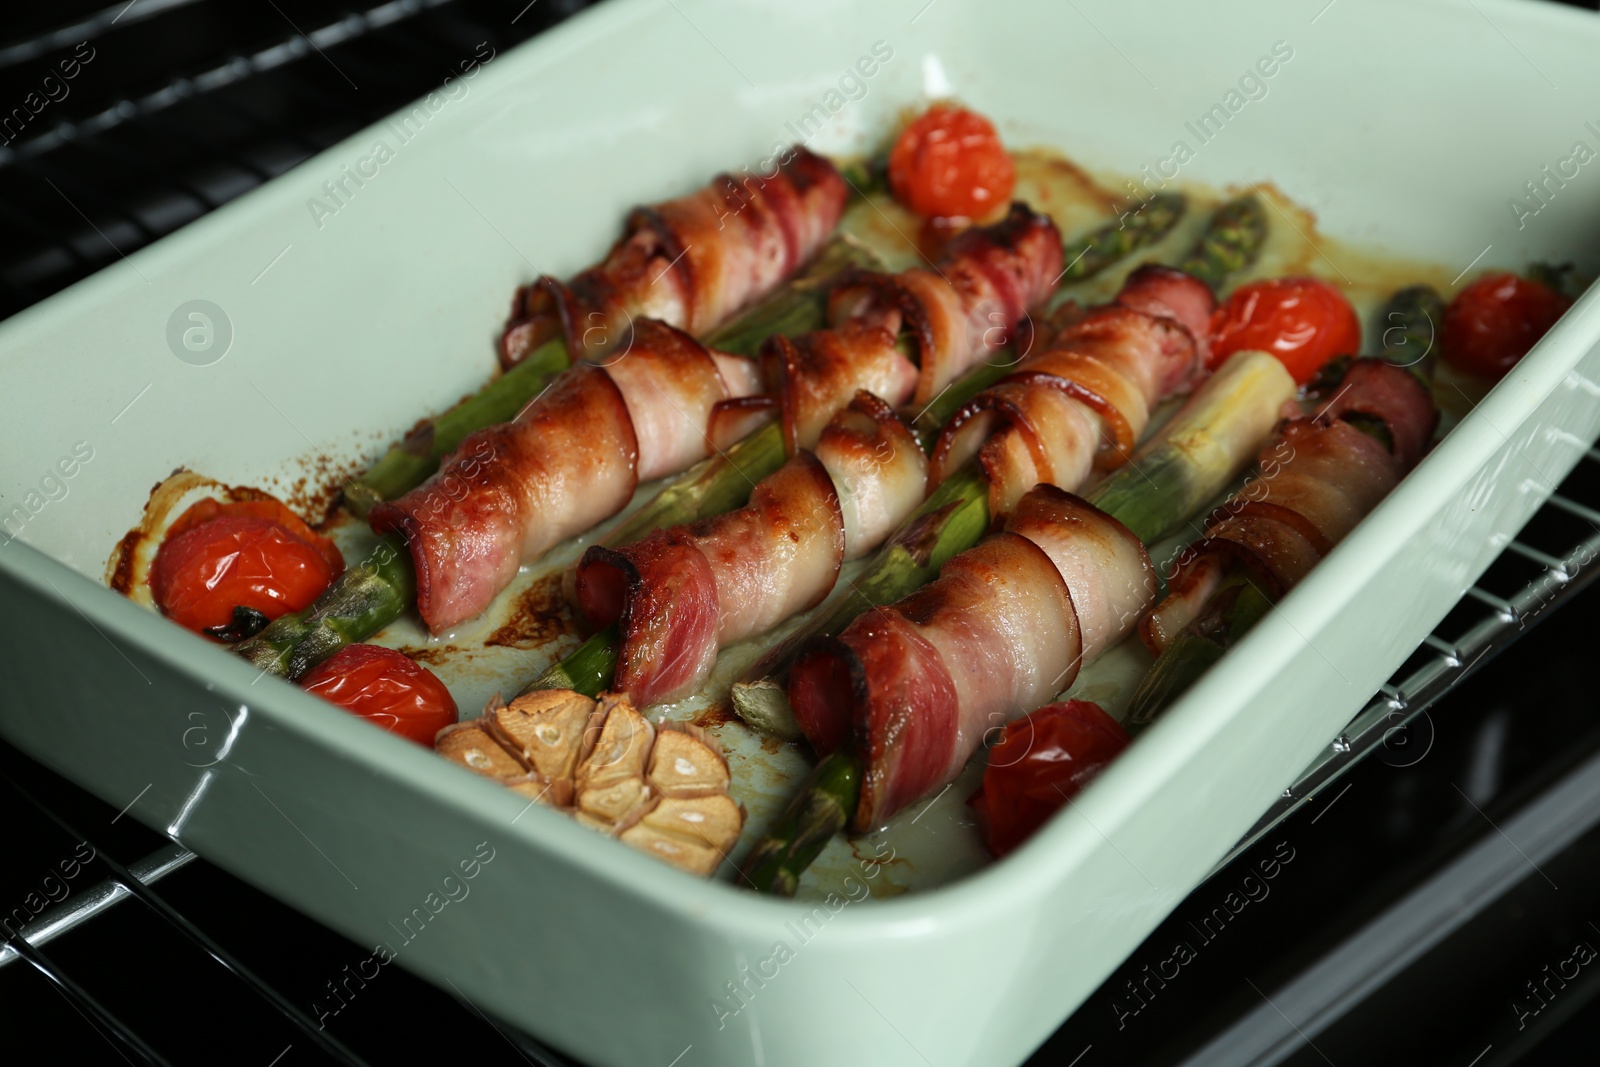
[435,690,744,877]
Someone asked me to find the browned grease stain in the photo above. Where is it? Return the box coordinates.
[107,527,147,598]
[758,733,785,755]
[483,571,574,650]
[397,644,459,666]
[691,701,741,730]
[285,448,361,532]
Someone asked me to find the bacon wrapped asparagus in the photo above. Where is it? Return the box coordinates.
[740,286,1437,892]
[1127,343,1439,724]
[347,236,880,515]
[731,201,1286,735]
[926,263,1214,518]
[573,393,927,707]
[368,322,765,631]
[239,192,1188,681]
[371,203,1059,636]
[788,486,1154,829]
[499,147,849,369]
[345,148,856,515]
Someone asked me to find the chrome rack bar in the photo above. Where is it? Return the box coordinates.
[1,775,371,1066]
[0,842,196,969]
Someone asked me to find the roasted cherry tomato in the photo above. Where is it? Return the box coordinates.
[1441,272,1570,381]
[888,105,1015,220]
[969,700,1129,858]
[150,497,343,638]
[1209,277,1361,384]
[299,644,458,745]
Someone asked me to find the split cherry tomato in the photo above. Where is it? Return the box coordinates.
[888,105,1015,220]
[969,700,1129,858]
[1441,272,1570,381]
[1209,277,1361,384]
[299,644,458,745]
[151,497,343,639]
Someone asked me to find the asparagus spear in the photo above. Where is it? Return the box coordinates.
[730,200,1276,739]
[525,198,1194,698]
[1123,286,1444,728]
[529,624,621,698]
[1083,349,1297,544]
[738,751,862,895]
[1178,194,1266,292]
[343,340,568,517]
[341,237,885,517]
[1057,192,1186,283]
[234,534,415,679]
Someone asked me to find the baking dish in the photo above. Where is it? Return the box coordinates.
[3,0,1600,1063]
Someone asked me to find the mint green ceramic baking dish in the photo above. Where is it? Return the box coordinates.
[3,1,1600,1063]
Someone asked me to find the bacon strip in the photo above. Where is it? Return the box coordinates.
[576,452,844,707]
[1140,359,1435,654]
[602,323,758,481]
[500,147,849,367]
[817,392,929,559]
[373,322,758,632]
[762,203,1063,452]
[930,266,1214,519]
[575,392,929,708]
[790,487,1153,829]
[371,364,638,633]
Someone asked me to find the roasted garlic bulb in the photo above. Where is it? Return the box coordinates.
[436,690,744,876]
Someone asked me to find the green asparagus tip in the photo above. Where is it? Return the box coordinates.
[1373,285,1446,386]
[1179,194,1267,292]
[1058,191,1187,284]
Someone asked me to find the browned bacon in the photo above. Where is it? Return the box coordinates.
[576,452,844,708]
[761,203,1063,452]
[1140,359,1435,654]
[789,487,1154,829]
[931,265,1214,519]
[574,392,928,708]
[500,147,849,368]
[373,321,758,632]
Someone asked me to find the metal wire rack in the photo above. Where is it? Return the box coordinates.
[1222,446,1600,868]
[0,0,593,320]
[3,3,1599,1064]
